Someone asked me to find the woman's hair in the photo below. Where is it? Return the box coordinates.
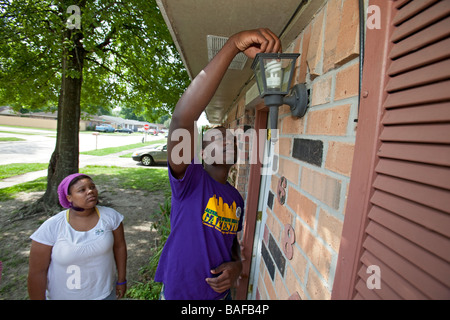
[67,174,92,195]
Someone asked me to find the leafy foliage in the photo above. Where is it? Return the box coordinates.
[0,0,189,121]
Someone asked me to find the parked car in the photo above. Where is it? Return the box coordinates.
[95,124,115,132]
[132,144,167,166]
[115,128,133,134]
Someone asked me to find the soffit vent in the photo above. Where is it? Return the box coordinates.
[207,35,248,70]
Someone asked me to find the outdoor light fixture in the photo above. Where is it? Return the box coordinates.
[251,53,308,138]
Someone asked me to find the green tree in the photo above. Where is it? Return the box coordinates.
[0,0,189,214]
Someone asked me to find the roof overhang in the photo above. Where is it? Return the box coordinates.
[157,0,325,124]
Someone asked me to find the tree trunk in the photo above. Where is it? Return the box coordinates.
[24,28,85,216]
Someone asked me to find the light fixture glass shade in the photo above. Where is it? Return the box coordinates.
[251,53,300,97]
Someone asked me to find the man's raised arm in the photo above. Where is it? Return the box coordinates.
[167,28,281,179]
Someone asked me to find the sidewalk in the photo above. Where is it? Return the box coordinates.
[0,149,163,189]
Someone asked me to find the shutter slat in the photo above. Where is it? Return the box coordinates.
[392,0,439,26]
[360,251,423,299]
[395,0,412,10]
[363,236,450,299]
[375,158,450,190]
[372,174,450,213]
[387,37,450,76]
[389,17,450,60]
[371,190,450,238]
[381,103,450,125]
[378,142,450,167]
[368,205,450,261]
[379,123,450,144]
[391,1,450,42]
[355,278,381,300]
[386,59,450,92]
[384,80,450,108]
[365,222,450,289]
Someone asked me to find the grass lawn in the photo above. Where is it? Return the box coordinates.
[0,163,48,180]
[80,139,166,156]
[0,137,26,141]
[0,165,170,202]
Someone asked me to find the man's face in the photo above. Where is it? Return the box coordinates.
[202,127,237,165]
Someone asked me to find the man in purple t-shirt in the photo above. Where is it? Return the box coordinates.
[154,28,282,300]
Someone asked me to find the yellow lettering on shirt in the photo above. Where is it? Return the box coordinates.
[202,195,239,235]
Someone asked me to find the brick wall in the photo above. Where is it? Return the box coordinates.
[224,0,360,299]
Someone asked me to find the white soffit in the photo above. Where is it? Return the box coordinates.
[207,35,248,70]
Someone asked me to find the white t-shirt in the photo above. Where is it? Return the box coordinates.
[30,206,124,300]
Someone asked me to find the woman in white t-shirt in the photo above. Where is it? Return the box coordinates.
[28,173,127,300]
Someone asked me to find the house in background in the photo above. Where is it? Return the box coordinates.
[157,0,450,299]
[95,115,164,132]
[0,108,166,132]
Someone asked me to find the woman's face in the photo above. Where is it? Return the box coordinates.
[66,178,98,210]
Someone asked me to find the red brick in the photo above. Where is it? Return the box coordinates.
[300,167,342,210]
[306,104,351,136]
[306,9,325,79]
[275,273,290,300]
[266,208,282,242]
[335,63,359,101]
[307,268,332,299]
[325,141,354,176]
[290,35,302,86]
[273,199,293,227]
[295,221,333,281]
[278,104,291,116]
[311,76,332,106]
[264,269,277,300]
[278,158,300,184]
[335,0,360,66]
[298,24,312,83]
[287,187,317,228]
[285,264,307,299]
[282,114,304,134]
[317,208,344,253]
[289,246,308,284]
[278,137,292,157]
[323,0,343,73]
[236,97,245,118]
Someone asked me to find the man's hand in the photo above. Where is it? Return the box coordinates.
[205,260,243,293]
[231,28,282,59]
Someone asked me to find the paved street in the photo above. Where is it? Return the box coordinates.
[0,126,166,188]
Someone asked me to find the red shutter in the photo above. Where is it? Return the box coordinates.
[353,0,450,299]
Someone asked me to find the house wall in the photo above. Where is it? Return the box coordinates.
[0,115,91,131]
[0,115,58,130]
[223,0,361,299]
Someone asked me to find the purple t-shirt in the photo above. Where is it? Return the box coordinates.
[155,160,244,300]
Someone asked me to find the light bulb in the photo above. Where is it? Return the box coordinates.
[265,60,282,89]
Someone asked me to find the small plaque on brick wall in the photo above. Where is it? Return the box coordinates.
[292,138,323,166]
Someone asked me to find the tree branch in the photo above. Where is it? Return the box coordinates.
[96,26,116,51]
